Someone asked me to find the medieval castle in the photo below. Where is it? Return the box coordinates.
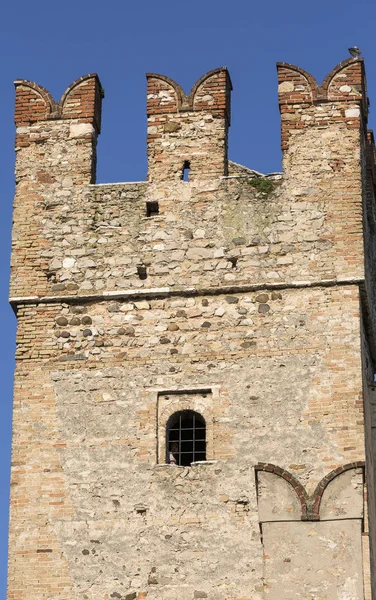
[6,57,376,599]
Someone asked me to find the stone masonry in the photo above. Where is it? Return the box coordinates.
[6,59,376,599]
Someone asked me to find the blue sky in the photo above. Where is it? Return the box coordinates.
[0,0,374,594]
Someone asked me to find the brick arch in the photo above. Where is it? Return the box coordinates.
[321,58,364,99]
[60,74,102,132]
[189,67,230,100]
[159,397,212,432]
[276,62,319,103]
[146,73,187,112]
[59,73,100,107]
[255,463,309,520]
[311,461,365,520]
[189,67,232,124]
[255,461,365,521]
[14,80,56,125]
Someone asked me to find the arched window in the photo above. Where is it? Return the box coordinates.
[166,410,206,466]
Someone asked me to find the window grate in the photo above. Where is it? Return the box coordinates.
[167,410,206,466]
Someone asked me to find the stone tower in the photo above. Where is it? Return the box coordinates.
[7,58,376,599]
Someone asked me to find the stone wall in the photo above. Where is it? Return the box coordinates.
[10,170,365,300]
[7,57,376,600]
[8,285,366,599]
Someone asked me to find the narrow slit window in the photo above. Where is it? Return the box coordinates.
[137,265,147,280]
[146,201,159,217]
[166,410,206,466]
[182,161,191,182]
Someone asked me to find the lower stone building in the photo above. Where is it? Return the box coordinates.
[6,56,376,598]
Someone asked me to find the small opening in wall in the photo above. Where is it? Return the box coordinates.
[228,256,238,269]
[146,201,159,217]
[135,506,147,515]
[45,271,57,282]
[137,265,147,280]
[182,161,191,182]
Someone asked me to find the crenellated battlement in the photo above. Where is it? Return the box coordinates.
[10,58,376,303]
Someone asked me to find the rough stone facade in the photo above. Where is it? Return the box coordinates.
[7,58,376,599]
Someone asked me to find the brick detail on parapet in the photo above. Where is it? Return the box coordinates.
[14,73,103,134]
[277,58,368,151]
[255,461,365,521]
[146,68,231,121]
[146,68,232,182]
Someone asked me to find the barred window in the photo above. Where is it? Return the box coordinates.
[166,410,206,466]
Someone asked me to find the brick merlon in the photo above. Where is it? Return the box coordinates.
[14,73,104,132]
[277,57,368,110]
[146,67,232,123]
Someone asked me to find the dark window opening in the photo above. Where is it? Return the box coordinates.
[166,410,206,466]
[137,265,147,280]
[181,161,191,182]
[146,201,159,217]
[45,271,57,282]
[228,256,238,269]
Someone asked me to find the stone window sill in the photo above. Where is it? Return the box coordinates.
[155,460,217,469]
